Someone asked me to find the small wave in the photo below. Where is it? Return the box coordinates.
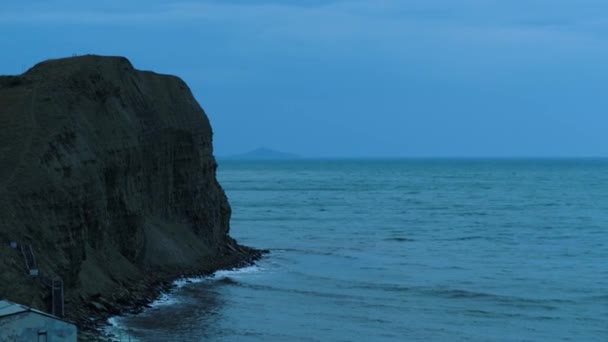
[104,317,140,342]
[173,277,206,288]
[384,237,415,242]
[436,288,495,299]
[329,281,413,294]
[149,293,179,307]
[423,287,575,309]
[462,309,521,318]
[238,282,371,302]
[271,247,327,254]
[271,247,357,259]
[216,276,240,285]
[458,212,489,217]
[440,235,487,241]
[107,316,119,327]
[343,282,577,310]
[212,265,261,278]
[582,294,608,302]
[145,266,261,307]
[461,309,562,321]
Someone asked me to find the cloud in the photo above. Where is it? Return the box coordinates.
[2,0,607,76]
[2,0,607,34]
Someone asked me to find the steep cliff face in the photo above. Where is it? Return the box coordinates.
[0,56,252,323]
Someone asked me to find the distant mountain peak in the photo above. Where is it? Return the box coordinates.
[251,147,277,153]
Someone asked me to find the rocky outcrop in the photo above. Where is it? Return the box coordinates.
[0,55,260,331]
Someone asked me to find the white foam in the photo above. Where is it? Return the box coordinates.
[171,265,262,287]
[149,292,179,307]
[173,276,207,288]
[107,316,119,327]
[212,265,261,278]
[104,266,263,335]
[103,317,133,341]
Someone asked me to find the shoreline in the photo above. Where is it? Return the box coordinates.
[76,246,269,341]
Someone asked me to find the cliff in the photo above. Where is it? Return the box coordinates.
[0,55,259,331]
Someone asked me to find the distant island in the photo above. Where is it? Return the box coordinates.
[222,147,301,160]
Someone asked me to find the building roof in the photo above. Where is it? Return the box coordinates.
[0,300,29,317]
[0,300,75,325]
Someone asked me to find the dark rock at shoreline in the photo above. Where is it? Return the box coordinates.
[0,55,264,338]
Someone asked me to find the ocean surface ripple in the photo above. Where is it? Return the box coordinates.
[107,159,608,341]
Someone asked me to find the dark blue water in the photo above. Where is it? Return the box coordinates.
[108,159,608,341]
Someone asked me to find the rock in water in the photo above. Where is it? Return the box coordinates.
[0,55,254,325]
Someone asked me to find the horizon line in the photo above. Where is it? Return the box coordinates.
[216,155,608,160]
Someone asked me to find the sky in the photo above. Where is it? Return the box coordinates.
[1,0,607,158]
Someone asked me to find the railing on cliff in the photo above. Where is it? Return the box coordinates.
[19,243,38,276]
[9,241,65,318]
[51,279,64,317]
[39,275,65,317]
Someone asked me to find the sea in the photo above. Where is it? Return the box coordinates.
[106,159,608,341]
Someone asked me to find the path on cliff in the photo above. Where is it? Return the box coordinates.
[11,241,65,317]
[0,85,38,193]
[20,243,37,274]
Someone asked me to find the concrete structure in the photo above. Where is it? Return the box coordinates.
[0,300,76,342]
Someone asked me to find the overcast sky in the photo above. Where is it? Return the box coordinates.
[1,0,607,157]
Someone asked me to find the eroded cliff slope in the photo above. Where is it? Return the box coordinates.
[0,55,255,325]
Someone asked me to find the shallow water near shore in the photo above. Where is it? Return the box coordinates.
[107,159,608,341]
